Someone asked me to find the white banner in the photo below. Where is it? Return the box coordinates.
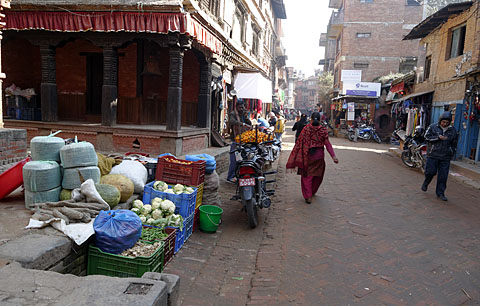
[341,70,362,82]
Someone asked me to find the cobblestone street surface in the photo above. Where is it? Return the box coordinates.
[166,125,480,305]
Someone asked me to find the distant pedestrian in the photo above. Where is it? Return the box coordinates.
[421,111,458,201]
[274,111,285,146]
[292,114,308,142]
[268,112,277,127]
[286,112,339,204]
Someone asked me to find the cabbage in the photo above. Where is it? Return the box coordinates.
[152,209,163,220]
[132,200,144,209]
[173,184,185,194]
[141,204,152,215]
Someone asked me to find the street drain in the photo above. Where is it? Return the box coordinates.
[124,283,153,295]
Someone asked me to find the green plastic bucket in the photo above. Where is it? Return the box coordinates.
[199,205,223,233]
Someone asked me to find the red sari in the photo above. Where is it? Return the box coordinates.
[286,124,335,199]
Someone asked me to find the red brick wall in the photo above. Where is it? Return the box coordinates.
[113,134,162,154]
[57,39,102,94]
[118,42,137,98]
[2,38,41,93]
[0,129,27,164]
[182,135,206,154]
[335,0,423,83]
[182,50,200,103]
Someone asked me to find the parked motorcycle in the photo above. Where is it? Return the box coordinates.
[348,124,382,143]
[232,141,276,228]
[395,127,427,171]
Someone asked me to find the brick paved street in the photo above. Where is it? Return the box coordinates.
[167,125,480,305]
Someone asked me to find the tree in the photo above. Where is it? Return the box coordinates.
[317,72,333,106]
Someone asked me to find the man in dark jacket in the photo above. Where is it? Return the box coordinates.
[421,111,458,201]
[227,100,251,183]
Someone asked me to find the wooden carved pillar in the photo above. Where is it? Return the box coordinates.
[197,58,212,128]
[166,35,186,131]
[40,45,58,122]
[102,46,118,126]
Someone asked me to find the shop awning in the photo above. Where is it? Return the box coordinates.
[233,72,272,103]
[5,11,222,54]
[390,81,404,93]
[393,90,434,102]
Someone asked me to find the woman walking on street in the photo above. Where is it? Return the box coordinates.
[292,113,308,142]
[286,112,339,204]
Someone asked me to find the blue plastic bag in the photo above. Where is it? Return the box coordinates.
[186,154,216,174]
[93,210,142,254]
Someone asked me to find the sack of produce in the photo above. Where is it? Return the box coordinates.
[23,161,62,192]
[25,186,62,209]
[62,166,101,189]
[110,160,147,194]
[60,142,97,169]
[30,135,65,162]
[100,174,134,202]
[93,209,142,254]
[95,184,121,209]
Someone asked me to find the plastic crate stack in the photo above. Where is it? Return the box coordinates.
[152,155,206,253]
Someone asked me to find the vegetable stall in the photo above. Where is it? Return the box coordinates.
[20,133,210,277]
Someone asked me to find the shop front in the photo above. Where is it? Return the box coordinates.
[2,9,222,156]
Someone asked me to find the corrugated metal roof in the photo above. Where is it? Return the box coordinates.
[403,2,473,40]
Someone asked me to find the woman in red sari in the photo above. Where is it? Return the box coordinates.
[286,112,339,203]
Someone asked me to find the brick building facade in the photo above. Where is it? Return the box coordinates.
[322,0,423,90]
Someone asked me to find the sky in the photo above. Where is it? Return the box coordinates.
[282,0,333,77]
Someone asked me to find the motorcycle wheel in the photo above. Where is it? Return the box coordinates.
[401,151,416,168]
[243,197,258,228]
[348,131,355,141]
[373,133,382,143]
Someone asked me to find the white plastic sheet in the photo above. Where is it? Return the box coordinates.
[233,73,272,103]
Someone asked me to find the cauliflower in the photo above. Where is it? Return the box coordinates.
[132,200,144,209]
[164,189,174,194]
[184,187,194,194]
[160,200,176,215]
[141,204,152,215]
[152,209,163,220]
[146,218,155,225]
[151,197,163,210]
[153,181,168,191]
[139,215,147,223]
[131,207,141,215]
[173,184,185,194]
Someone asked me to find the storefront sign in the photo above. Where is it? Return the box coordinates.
[341,70,362,82]
[330,104,336,110]
[343,82,381,97]
[347,102,355,120]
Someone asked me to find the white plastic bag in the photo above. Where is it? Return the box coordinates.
[110,160,147,193]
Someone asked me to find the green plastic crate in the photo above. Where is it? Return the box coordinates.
[87,243,164,278]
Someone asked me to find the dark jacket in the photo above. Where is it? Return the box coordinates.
[424,112,458,160]
[228,110,251,140]
[292,120,308,140]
